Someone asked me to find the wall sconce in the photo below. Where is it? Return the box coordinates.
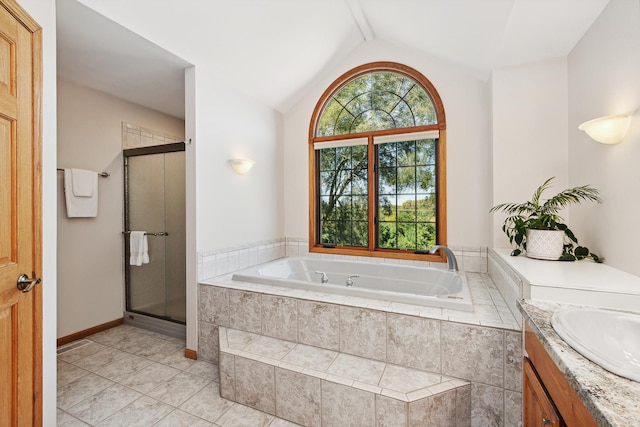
[229,158,255,174]
[578,114,631,145]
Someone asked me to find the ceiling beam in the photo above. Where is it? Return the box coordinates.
[346,0,374,41]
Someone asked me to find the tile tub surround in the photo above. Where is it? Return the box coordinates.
[219,327,471,427]
[519,299,640,427]
[198,238,489,282]
[199,271,522,426]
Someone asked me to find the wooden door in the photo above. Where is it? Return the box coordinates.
[0,0,42,425]
[523,357,564,427]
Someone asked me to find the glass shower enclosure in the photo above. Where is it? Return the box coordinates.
[123,143,185,338]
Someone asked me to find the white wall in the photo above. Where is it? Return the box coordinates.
[283,39,492,248]
[57,79,185,338]
[490,58,570,248]
[568,0,640,276]
[193,72,284,252]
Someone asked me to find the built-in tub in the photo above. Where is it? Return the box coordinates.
[232,256,473,312]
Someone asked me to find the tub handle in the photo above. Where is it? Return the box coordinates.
[315,271,329,284]
[346,274,359,287]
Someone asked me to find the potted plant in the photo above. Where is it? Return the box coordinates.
[490,177,603,262]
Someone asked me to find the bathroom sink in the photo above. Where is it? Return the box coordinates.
[551,307,640,382]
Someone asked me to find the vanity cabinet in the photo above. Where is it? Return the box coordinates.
[524,324,597,427]
[523,357,563,426]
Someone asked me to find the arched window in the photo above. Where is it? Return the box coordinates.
[309,62,447,260]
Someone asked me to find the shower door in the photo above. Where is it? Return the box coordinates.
[124,143,185,324]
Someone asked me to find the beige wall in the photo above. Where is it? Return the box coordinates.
[568,0,640,276]
[57,79,184,338]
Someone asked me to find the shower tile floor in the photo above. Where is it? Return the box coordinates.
[57,324,298,426]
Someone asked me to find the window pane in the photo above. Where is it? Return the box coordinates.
[396,141,416,166]
[316,71,437,137]
[378,222,397,248]
[320,196,335,220]
[376,138,438,252]
[317,145,368,248]
[352,196,368,220]
[397,167,416,194]
[378,167,396,194]
[321,220,336,244]
[352,221,368,247]
[417,222,436,250]
[397,195,416,222]
[319,147,336,171]
[351,145,368,169]
[378,143,396,168]
[397,223,417,249]
[416,139,436,165]
[416,166,435,194]
[416,194,436,222]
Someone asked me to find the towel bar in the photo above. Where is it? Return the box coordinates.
[57,168,109,178]
[122,231,169,236]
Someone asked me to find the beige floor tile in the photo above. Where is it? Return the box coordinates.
[214,403,274,427]
[71,347,129,372]
[96,396,173,426]
[57,373,115,411]
[187,360,220,382]
[154,409,214,427]
[57,408,90,427]
[156,347,195,371]
[95,353,154,383]
[65,383,141,425]
[58,341,108,364]
[147,371,211,406]
[118,361,181,393]
[179,382,234,423]
[57,360,90,387]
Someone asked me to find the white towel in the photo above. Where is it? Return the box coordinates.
[64,168,98,217]
[129,231,149,266]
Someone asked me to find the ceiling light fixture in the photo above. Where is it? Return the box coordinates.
[578,114,631,145]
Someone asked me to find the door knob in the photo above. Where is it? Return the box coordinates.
[17,272,41,293]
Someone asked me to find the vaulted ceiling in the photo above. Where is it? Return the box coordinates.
[57,0,610,119]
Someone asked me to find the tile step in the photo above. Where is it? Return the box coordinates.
[218,327,471,426]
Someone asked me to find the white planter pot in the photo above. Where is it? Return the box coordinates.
[525,229,564,260]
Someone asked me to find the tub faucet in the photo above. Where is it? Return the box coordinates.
[346,274,359,287]
[428,245,459,272]
[315,271,329,284]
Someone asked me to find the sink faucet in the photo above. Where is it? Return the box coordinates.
[428,245,459,272]
[315,271,329,284]
[346,274,359,287]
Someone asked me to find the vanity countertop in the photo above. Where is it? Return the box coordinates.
[518,299,640,426]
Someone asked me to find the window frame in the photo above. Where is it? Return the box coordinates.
[308,62,447,262]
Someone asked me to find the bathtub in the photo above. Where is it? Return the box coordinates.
[231,256,473,312]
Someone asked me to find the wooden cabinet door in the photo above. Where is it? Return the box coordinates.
[523,357,564,427]
[0,0,42,425]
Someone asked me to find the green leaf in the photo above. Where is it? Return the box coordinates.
[559,253,576,261]
[575,246,589,258]
[564,228,578,243]
[514,233,523,245]
[591,253,603,263]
